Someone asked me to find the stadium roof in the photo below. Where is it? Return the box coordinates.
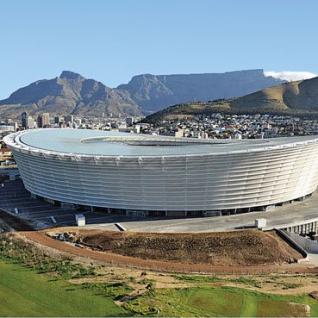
[11,128,318,157]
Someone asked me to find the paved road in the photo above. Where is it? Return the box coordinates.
[91,193,318,233]
[1,179,318,232]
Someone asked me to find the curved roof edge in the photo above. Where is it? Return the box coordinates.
[4,129,318,160]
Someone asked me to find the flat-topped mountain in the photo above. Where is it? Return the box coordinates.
[118,69,284,114]
[144,76,318,123]
[0,71,141,118]
[0,69,284,119]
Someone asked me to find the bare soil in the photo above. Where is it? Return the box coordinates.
[65,229,302,266]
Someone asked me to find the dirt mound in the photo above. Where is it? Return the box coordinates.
[68,229,301,266]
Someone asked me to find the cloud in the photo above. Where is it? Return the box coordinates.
[264,71,317,82]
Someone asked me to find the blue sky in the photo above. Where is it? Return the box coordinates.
[0,0,317,99]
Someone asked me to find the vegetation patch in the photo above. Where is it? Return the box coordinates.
[123,286,317,317]
[0,233,95,279]
[174,274,262,288]
[81,282,133,300]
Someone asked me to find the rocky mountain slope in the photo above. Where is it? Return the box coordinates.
[0,71,141,118]
[118,69,283,114]
[0,69,284,119]
[144,76,318,123]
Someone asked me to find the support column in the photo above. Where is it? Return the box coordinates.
[30,193,37,199]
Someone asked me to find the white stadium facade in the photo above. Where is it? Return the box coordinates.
[4,129,318,217]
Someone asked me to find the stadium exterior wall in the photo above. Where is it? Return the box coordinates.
[4,131,318,216]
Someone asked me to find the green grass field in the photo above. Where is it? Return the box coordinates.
[0,260,127,317]
[124,287,318,317]
[1,258,318,317]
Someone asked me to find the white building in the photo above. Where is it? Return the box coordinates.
[5,129,318,217]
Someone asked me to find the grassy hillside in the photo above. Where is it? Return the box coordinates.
[144,77,318,123]
[144,100,232,123]
[2,258,318,317]
[0,260,127,317]
[231,80,305,112]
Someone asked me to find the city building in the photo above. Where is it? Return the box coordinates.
[37,115,43,128]
[54,116,60,125]
[65,115,74,125]
[21,112,28,129]
[37,113,50,128]
[126,117,134,127]
[42,113,50,127]
[5,129,318,217]
[27,116,35,129]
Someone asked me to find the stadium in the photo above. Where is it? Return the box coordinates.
[4,128,318,217]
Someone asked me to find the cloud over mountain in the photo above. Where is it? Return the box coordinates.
[265,71,317,82]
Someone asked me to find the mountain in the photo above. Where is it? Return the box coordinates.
[0,69,291,119]
[0,71,141,118]
[230,77,318,112]
[144,76,318,123]
[118,69,284,114]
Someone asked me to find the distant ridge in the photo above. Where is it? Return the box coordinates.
[144,76,318,123]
